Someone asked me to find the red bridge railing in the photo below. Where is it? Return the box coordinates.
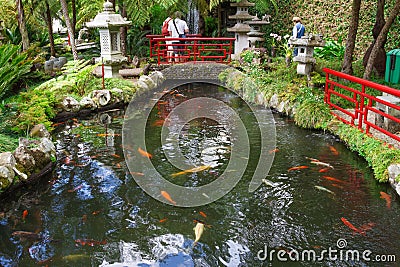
[146,35,235,65]
[323,68,400,143]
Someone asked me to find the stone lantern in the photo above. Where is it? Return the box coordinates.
[86,0,131,78]
[288,33,325,78]
[245,15,270,48]
[227,0,255,59]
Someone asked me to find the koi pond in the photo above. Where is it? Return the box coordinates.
[0,83,399,266]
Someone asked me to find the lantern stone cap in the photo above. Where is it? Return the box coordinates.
[227,23,252,33]
[231,0,255,7]
[244,15,270,25]
[229,14,255,20]
[288,33,325,47]
[86,0,131,28]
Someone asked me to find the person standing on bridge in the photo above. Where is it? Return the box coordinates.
[168,11,189,63]
[291,16,305,56]
[162,14,174,63]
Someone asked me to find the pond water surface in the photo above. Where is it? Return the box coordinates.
[0,83,399,267]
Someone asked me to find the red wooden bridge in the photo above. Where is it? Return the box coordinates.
[146,34,235,65]
[323,68,400,144]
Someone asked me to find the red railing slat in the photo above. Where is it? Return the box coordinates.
[323,68,400,143]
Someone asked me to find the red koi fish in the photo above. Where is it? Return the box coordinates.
[322,176,345,184]
[22,210,28,221]
[288,165,308,171]
[380,192,391,209]
[138,148,153,159]
[341,217,363,234]
[161,190,176,205]
[75,239,107,246]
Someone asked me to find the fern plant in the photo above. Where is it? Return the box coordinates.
[0,44,32,101]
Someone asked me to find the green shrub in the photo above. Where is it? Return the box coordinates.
[0,44,32,100]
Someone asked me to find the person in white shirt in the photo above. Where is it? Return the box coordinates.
[162,16,173,62]
[168,11,189,62]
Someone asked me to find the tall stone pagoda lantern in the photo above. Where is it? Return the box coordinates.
[227,0,255,59]
[245,14,270,48]
[86,0,131,78]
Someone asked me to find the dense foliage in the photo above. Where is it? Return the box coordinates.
[0,44,32,100]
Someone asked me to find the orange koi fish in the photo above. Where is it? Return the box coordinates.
[22,210,28,220]
[329,145,339,156]
[111,154,121,158]
[138,148,153,159]
[341,217,363,234]
[92,210,101,215]
[161,190,176,205]
[152,120,165,127]
[288,165,308,171]
[380,191,391,209]
[171,165,211,177]
[199,211,207,218]
[322,176,345,184]
[96,133,121,137]
[318,168,330,173]
[269,148,279,154]
[159,218,168,223]
[129,171,144,176]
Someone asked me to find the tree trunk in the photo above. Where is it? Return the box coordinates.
[362,0,386,77]
[364,0,400,80]
[120,3,128,57]
[71,0,76,39]
[341,0,361,75]
[16,0,30,51]
[60,0,79,60]
[45,0,56,57]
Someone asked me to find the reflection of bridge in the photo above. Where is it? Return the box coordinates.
[146,35,235,65]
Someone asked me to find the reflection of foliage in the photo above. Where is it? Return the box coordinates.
[0,44,32,101]
[335,123,400,182]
